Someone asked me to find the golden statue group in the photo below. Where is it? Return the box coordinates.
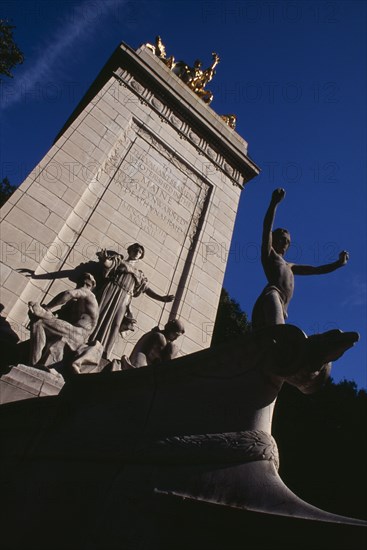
[146,35,236,128]
[146,35,219,104]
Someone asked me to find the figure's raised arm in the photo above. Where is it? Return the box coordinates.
[291,251,349,275]
[145,287,175,303]
[262,188,285,261]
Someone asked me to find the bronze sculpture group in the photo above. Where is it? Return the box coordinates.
[146,36,220,105]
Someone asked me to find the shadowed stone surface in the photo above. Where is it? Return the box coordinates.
[0,325,365,550]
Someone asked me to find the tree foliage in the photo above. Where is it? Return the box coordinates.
[274,380,367,519]
[0,19,24,79]
[211,288,251,346]
[0,177,17,207]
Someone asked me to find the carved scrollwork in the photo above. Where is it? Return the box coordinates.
[130,79,144,94]
[206,146,216,159]
[151,97,164,112]
[169,114,182,129]
[224,163,234,175]
[188,131,200,145]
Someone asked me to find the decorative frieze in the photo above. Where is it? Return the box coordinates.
[113,69,244,187]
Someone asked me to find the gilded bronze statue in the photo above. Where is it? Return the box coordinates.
[172,52,220,104]
[220,114,237,129]
[145,37,220,104]
[145,35,175,68]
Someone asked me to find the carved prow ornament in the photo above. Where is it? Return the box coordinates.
[1,324,365,540]
[150,326,364,525]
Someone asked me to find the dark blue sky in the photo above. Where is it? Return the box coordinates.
[1,0,366,388]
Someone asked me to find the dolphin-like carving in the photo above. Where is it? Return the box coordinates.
[133,325,364,526]
[0,325,365,550]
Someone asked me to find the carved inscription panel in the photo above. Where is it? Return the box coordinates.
[79,128,210,254]
[112,138,206,246]
[77,126,211,296]
[70,124,212,356]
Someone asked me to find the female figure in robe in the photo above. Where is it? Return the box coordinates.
[90,243,174,359]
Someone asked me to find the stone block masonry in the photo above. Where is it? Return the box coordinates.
[0,41,259,360]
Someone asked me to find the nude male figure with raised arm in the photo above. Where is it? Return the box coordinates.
[252,188,349,329]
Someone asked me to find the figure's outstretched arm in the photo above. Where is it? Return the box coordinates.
[291,251,349,275]
[261,188,285,261]
[145,287,175,303]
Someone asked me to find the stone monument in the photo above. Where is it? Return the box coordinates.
[0,38,365,550]
[0,39,259,372]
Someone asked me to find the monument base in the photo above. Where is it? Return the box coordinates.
[135,493,365,550]
[0,326,365,550]
[0,364,64,404]
[145,493,366,550]
[0,465,365,550]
